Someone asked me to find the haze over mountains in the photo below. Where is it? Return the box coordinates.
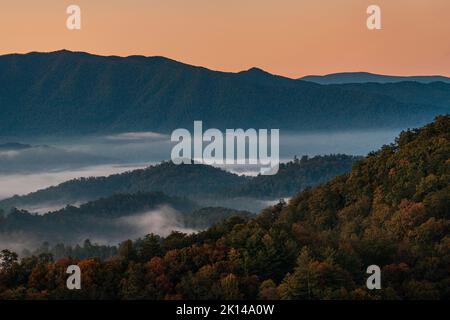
[0,50,449,136]
[0,155,358,248]
[0,142,113,174]
[1,116,447,300]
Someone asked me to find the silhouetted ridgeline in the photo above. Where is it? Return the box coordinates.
[0,50,449,136]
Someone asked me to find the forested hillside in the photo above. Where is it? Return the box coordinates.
[232,154,359,198]
[0,116,448,300]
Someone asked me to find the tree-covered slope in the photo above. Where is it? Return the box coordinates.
[231,154,359,198]
[0,116,448,300]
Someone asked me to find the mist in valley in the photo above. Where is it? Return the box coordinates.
[0,205,199,254]
[0,128,405,254]
[0,128,403,200]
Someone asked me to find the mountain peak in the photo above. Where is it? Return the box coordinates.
[247,67,266,72]
[240,67,271,76]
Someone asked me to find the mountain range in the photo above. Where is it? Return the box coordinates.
[0,50,449,136]
[300,72,450,84]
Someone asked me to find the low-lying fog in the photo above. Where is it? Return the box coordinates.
[0,128,402,201]
[0,205,199,253]
[0,164,148,202]
[0,129,406,252]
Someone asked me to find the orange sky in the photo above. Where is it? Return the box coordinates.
[1,0,449,78]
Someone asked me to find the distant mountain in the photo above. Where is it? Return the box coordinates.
[0,155,358,213]
[301,72,450,84]
[0,50,449,136]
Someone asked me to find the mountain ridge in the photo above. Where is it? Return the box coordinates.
[1,50,448,136]
[10,50,450,82]
[301,71,450,84]
[0,155,359,213]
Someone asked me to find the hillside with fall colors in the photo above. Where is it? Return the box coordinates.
[0,115,448,300]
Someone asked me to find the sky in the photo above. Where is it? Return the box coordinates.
[0,0,449,78]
